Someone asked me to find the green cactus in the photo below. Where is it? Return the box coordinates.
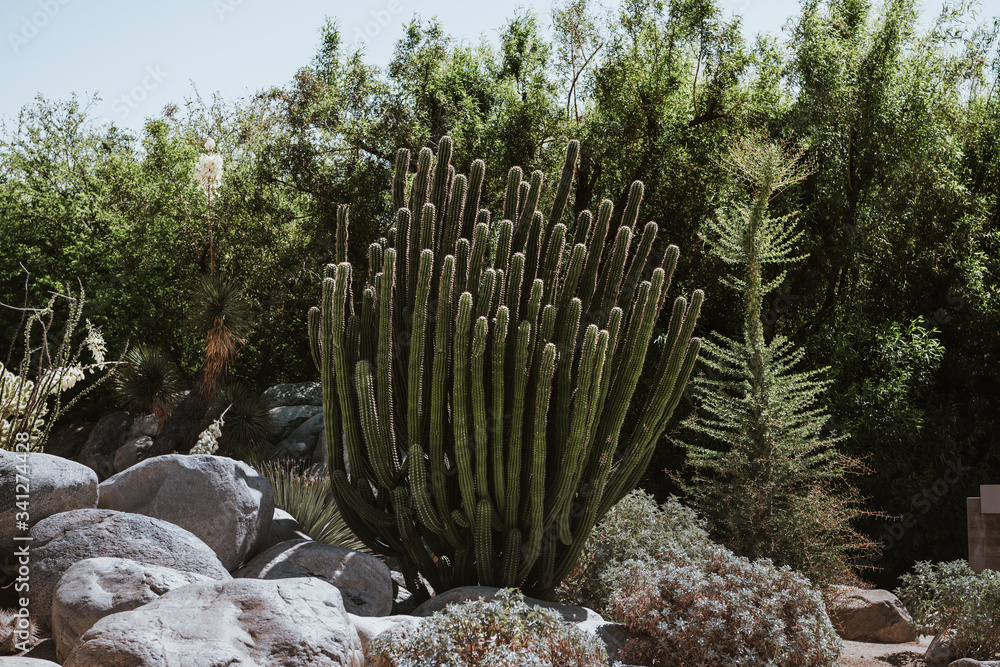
[310,136,703,599]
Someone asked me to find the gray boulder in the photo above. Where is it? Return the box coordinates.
[948,661,1000,667]
[111,435,154,473]
[28,508,229,629]
[235,539,392,617]
[274,412,325,459]
[97,454,274,570]
[253,507,311,556]
[0,450,98,556]
[0,659,61,666]
[52,557,214,661]
[75,411,132,481]
[411,585,602,622]
[267,405,322,444]
[828,585,917,643]
[62,578,364,666]
[262,382,323,408]
[927,632,958,667]
[128,414,159,438]
[43,420,93,459]
[348,613,422,655]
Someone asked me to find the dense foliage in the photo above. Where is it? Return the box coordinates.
[1,0,997,587]
[896,560,1000,660]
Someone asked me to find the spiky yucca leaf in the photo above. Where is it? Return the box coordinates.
[258,460,368,552]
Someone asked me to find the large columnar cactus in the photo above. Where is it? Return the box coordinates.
[309,137,703,599]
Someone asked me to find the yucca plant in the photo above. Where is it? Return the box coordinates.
[309,136,703,599]
[113,345,185,426]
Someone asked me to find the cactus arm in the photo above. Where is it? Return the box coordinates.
[506,252,525,327]
[551,297,583,453]
[658,245,681,311]
[409,443,448,532]
[432,136,453,226]
[336,205,349,264]
[557,244,587,314]
[572,210,593,248]
[474,269,496,322]
[490,306,509,516]
[474,498,495,586]
[468,222,489,296]
[377,249,398,468]
[360,286,375,363]
[500,528,521,587]
[392,148,410,213]
[470,316,491,504]
[517,342,557,581]
[619,181,644,232]
[503,321,532,529]
[503,166,523,224]
[453,292,477,526]
[494,218,514,275]
[454,237,471,297]
[591,226,632,329]
[355,360,396,490]
[429,255,456,522]
[620,221,657,309]
[442,173,467,257]
[578,200,613,313]
[329,263,372,484]
[308,306,321,373]
[540,223,567,305]
[549,140,578,227]
[419,203,436,253]
[407,250,434,457]
[522,211,545,289]
[515,170,544,249]
[462,159,485,240]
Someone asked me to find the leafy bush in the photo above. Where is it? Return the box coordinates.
[896,560,1000,661]
[367,588,607,667]
[609,550,841,667]
[555,489,716,613]
[257,460,367,552]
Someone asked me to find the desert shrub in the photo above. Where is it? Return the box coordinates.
[555,489,716,613]
[367,588,607,667]
[609,550,841,667]
[895,560,1000,660]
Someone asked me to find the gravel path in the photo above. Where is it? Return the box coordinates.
[838,635,932,667]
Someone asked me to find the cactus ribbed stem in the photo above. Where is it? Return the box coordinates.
[503,167,522,224]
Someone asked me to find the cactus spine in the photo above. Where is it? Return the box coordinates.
[310,136,703,599]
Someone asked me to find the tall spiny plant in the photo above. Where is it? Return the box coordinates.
[680,133,877,587]
[310,136,703,599]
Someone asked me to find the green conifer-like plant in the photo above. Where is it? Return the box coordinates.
[680,133,877,587]
[309,136,703,599]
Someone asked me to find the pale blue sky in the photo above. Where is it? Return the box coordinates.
[0,0,963,134]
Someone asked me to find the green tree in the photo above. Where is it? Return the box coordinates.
[681,133,876,586]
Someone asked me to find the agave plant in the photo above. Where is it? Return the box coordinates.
[311,136,703,598]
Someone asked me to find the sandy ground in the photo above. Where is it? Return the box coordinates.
[838,635,933,667]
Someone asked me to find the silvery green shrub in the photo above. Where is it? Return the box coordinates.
[610,550,841,666]
[366,588,607,667]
